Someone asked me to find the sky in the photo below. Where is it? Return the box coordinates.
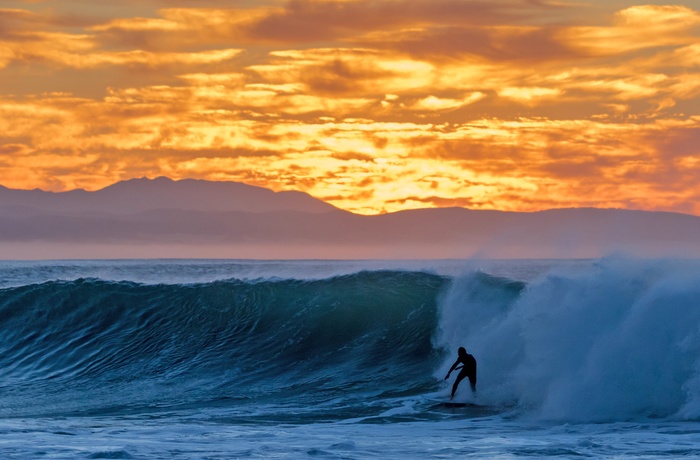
[1,0,699,215]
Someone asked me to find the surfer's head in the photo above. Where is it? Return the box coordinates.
[458,347,467,356]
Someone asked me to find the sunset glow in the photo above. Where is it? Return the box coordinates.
[2,0,699,214]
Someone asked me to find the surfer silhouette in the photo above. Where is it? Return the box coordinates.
[444,346,477,399]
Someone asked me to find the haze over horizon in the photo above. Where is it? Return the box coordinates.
[2,1,700,216]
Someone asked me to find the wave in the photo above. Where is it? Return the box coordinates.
[2,258,700,423]
[0,271,447,418]
[437,258,700,422]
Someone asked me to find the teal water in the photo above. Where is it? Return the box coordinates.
[0,258,698,458]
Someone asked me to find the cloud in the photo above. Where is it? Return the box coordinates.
[2,2,700,215]
[5,37,241,70]
[361,25,577,63]
[411,93,485,112]
[82,1,570,53]
[246,0,533,43]
[251,48,435,93]
[559,5,700,57]
[89,7,279,51]
[499,86,561,103]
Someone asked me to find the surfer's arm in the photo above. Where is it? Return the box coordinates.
[444,359,461,379]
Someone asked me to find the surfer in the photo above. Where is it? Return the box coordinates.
[444,346,477,399]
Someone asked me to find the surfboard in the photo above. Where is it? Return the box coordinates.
[431,401,480,409]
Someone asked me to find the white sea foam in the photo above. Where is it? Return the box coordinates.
[437,257,700,421]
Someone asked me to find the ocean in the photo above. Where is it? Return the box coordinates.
[1,258,699,458]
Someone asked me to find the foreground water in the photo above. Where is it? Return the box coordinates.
[1,258,699,458]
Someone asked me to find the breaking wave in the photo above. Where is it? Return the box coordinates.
[2,258,700,423]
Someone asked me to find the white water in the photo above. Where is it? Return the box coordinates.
[0,415,699,459]
[438,257,700,422]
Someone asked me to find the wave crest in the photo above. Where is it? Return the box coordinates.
[438,258,700,421]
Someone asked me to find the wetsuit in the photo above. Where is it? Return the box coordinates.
[448,352,477,398]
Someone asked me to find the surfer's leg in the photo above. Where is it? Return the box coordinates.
[468,374,477,394]
[450,378,461,399]
[451,370,468,398]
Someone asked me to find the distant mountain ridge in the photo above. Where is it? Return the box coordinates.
[1,178,699,259]
[0,177,338,215]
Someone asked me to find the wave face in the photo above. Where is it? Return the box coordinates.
[437,258,700,421]
[2,258,700,423]
[0,271,447,419]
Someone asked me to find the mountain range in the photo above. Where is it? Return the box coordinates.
[1,177,699,259]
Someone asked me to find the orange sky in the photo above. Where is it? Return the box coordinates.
[1,0,699,215]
